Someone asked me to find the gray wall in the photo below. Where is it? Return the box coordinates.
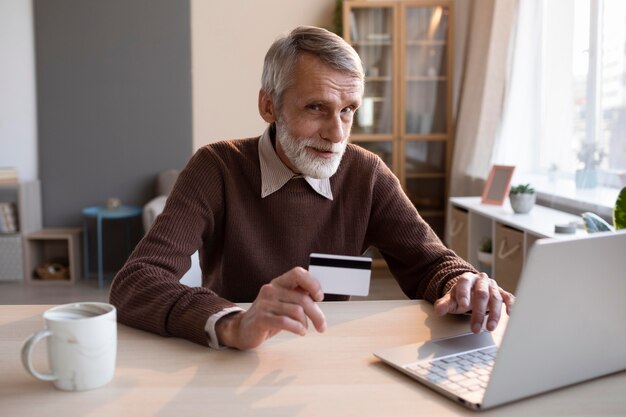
[35,0,192,227]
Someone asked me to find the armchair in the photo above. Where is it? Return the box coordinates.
[143,169,201,287]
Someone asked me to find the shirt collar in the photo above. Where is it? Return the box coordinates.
[258,126,333,200]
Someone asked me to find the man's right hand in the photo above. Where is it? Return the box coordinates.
[215,267,326,350]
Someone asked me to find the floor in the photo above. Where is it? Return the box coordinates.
[0,267,407,305]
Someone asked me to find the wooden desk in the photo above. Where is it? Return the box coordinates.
[1,301,624,416]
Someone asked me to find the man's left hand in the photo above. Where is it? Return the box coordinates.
[434,272,515,333]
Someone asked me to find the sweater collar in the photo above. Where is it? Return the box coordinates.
[258,126,333,200]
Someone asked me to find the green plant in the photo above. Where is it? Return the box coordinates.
[509,183,535,195]
[581,186,626,232]
[332,0,343,36]
[613,186,626,229]
[479,237,492,254]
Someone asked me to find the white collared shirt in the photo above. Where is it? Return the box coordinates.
[258,126,333,200]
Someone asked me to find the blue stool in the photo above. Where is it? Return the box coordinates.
[82,205,142,288]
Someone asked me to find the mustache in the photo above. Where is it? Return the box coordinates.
[301,138,345,153]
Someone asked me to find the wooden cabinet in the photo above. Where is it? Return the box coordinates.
[447,197,586,293]
[344,0,454,241]
[0,181,42,281]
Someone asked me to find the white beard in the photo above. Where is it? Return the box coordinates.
[275,121,348,179]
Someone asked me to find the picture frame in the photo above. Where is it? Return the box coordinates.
[481,165,515,205]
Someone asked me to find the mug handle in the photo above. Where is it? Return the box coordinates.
[21,329,57,382]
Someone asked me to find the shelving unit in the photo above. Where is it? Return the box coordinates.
[24,228,82,284]
[447,197,586,293]
[344,1,454,267]
[0,181,41,282]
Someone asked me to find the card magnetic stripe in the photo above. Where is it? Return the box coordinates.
[309,257,372,270]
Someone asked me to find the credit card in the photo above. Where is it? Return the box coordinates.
[308,253,372,296]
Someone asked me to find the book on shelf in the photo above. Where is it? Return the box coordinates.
[349,11,358,42]
[0,203,18,234]
[0,167,18,185]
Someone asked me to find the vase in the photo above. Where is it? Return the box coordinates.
[509,193,536,214]
[575,168,598,189]
[477,251,493,266]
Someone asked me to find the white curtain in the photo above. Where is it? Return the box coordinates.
[449,0,520,197]
[491,0,543,172]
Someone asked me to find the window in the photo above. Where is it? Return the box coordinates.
[494,0,626,212]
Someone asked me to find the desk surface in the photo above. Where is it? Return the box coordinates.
[1,301,624,417]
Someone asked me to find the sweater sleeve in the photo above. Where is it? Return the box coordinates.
[365,159,478,303]
[109,147,238,347]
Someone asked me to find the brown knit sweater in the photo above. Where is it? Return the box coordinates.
[109,137,477,346]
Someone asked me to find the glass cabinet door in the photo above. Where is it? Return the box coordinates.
[402,5,450,136]
[403,140,446,209]
[403,138,447,238]
[351,140,394,167]
[345,5,395,136]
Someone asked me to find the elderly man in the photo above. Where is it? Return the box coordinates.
[110,26,514,350]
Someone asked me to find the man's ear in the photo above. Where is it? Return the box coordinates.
[258,89,277,123]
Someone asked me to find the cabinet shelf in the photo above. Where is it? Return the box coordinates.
[365,76,393,82]
[406,76,447,82]
[350,134,395,141]
[403,134,448,141]
[406,40,447,46]
[352,41,393,47]
[447,197,585,293]
[25,228,82,284]
[405,172,445,179]
[0,181,42,282]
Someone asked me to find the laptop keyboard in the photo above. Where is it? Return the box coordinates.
[406,346,498,397]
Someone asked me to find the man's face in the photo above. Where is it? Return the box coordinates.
[274,53,363,179]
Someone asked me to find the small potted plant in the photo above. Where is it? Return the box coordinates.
[477,237,493,266]
[509,183,536,214]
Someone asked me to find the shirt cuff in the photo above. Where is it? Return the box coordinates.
[204,306,244,349]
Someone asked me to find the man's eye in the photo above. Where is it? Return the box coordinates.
[307,104,322,111]
[341,107,355,115]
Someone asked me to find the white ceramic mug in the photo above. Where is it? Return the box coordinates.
[21,302,117,391]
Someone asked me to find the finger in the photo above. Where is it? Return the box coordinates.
[246,296,310,337]
[282,302,309,331]
[274,267,324,302]
[264,311,309,336]
[434,292,458,316]
[273,285,327,333]
[485,279,503,331]
[452,274,474,311]
[470,274,490,333]
[304,300,326,332]
[502,290,516,315]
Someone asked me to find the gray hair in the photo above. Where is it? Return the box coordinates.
[261,26,364,110]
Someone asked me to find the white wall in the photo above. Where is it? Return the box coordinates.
[0,1,466,179]
[0,0,337,178]
[0,0,38,181]
[191,0,335,149]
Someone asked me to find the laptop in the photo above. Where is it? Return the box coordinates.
[374,231,626,410]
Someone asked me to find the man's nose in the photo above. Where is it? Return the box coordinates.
[321,114,345,143]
